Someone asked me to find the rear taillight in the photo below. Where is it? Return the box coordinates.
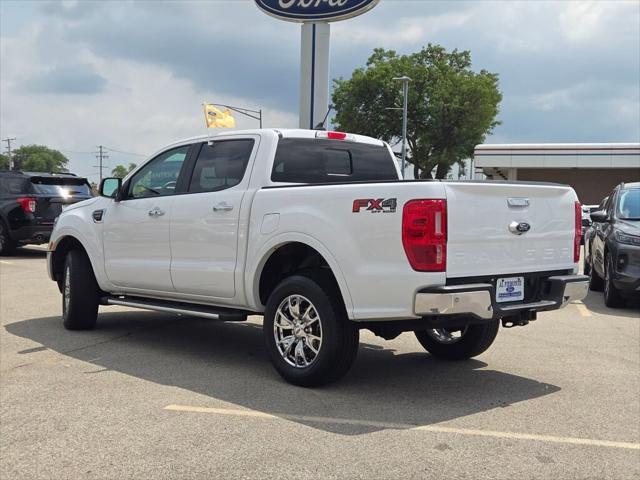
[17,197,37,214]
[402,199,447,272]
[574,201,581,263]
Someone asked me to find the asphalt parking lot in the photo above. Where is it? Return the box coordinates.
[1,247,639,480]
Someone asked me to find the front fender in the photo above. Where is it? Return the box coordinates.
[49,200,112,292]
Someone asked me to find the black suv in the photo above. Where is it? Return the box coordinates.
[584,182,640,307]
[0,171,93,255]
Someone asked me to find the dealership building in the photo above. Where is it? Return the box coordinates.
[474,143,640,204]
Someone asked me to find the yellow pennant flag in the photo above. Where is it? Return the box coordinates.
[203,103,236,128]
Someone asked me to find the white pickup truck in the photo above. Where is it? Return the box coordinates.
[47,129,588,386]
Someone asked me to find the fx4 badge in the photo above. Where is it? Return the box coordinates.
[352,198,397,213]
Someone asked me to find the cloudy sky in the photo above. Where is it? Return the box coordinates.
[1,0,639,182]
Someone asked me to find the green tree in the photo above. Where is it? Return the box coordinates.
[0,154,8,170]
[111,162,137,178]
[332,44,502,179]
[12,145,69,173]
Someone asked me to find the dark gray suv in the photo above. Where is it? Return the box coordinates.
[0,171,93,255]
[584,182,640,307]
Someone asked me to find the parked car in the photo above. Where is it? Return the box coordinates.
[0,171,93,255]
[581,204,599,244]
[584,182,640,307]
[47,129,588,386]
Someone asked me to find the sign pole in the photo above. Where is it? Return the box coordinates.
[299,22,330,129]
[255,0,380,130]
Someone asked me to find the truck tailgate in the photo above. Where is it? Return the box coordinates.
[444,182,577,278]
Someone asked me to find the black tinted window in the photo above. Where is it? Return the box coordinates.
[188,139,254,193]
[0,177,28,194]
[271,138,398,183]
[30,177,91,196]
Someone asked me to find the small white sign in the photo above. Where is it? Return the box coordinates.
[496,276,524,303]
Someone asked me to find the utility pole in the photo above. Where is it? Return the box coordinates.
[94,145,109,182]
[393,76,411,179]
[2,137,17,170]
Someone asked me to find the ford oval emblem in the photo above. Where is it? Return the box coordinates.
[255,0,380,23]
[509,221,531,235]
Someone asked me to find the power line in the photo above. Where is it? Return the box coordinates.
[58,149,96,155]
[2,137,17,170]
[104,147,146,157]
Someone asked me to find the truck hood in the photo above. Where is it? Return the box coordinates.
[61,196,99,212]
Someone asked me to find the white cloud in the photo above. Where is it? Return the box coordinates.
[333,11,471,45]
[0,26,296,182]
[1,0,639,172]
[559,1,640,43]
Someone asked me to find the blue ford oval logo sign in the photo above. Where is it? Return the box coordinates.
[255,0,380,23]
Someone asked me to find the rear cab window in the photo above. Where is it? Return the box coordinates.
[271,138,398,184]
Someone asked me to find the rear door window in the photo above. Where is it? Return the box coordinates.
[188,139,254,193]
[271,138,398,183]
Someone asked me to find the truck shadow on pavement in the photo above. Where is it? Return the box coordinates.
[7,312,561,435]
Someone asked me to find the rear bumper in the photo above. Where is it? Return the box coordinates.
[8,224,52,244]
[415,275,589,320]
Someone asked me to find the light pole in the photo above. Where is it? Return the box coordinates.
[393,76,411,179]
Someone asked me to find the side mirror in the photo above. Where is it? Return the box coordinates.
[99,177,122,199]
[590,210,608,223]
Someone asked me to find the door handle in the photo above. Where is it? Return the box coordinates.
[213,202,234,212]
[148,207,165,217]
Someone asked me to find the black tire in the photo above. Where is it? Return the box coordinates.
[0,220,16,256]
[583,249,591,276]
[604,254,625,308]
[62,249,100,330]
[414,319,500,361]
[589,256,604,292]
[263,270,359,387]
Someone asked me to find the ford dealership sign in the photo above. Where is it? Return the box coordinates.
[255,0,380,23]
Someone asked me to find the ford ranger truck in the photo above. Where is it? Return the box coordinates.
[47,129,589,386]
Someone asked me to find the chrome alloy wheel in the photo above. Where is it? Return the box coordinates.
[273,295,323,368]
[426,327,469,344]
[63,264,71,314]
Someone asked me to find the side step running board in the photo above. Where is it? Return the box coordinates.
[105,297,249,321]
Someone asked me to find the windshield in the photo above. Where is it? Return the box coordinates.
[617,189,640,220]
[30,177,92,197]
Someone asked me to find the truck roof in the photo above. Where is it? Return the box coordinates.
[161,128,385,154]
[0,170,81,179]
